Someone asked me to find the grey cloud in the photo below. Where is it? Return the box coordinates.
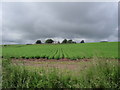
[2,2,118,44]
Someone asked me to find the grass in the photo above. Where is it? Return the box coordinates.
[2,58,120,88]
[2,42,119,88]
[2,42,119,59]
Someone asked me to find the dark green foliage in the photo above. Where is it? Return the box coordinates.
[25,56,29,59]
[35,40,42,44]
[10,56,15,58]
[67,40,73,43]
[3,45,7,46]
[62,39,76,44]
[67,40,76,44]
[62,39,67,44]
[31,56,35,59]
[45,39,54,44]
[1,56,3,58]
[80,40,85,43]
[34,56,40,59]
[21,56,25,59]
[15,57,19,59]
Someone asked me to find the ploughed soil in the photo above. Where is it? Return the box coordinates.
[12,58,90,62]
[12,58,91,70]
[12,58,119,71]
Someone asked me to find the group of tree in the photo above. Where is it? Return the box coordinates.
[61,39,76,44]
[35,39,84,44]
[80,40,85,43]
[35,40,42,44]
[35,39,54,44]
[45,39,54,43]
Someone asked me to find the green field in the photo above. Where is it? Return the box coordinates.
[2,42,119,59]
[2,42,120,88]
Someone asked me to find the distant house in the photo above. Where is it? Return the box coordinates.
[53,41,60,44]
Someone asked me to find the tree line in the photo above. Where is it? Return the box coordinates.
[35,39,85,44]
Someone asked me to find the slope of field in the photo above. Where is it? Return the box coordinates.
[2,42,119,59]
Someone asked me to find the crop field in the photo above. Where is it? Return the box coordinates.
[2,1,120,88]
[2,42,120,88]
[2,42,119,59]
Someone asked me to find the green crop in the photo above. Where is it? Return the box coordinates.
[2,42,119,59]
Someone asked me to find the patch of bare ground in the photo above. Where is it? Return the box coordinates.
[12,58,118,71]
[12,58,91,70]
[12,58,90,62]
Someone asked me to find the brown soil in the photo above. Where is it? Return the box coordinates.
[12,58,118,71]
[12,58,90,62]
[12,58,91,70]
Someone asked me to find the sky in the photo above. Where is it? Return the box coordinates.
[2,2,118,44]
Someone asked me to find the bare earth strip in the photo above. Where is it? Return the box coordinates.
[12,58,91,71]
[12,58,119,72]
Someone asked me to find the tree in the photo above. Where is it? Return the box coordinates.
[67,40,73,43]
[80,40,85,43]
[62,39,67,44]
[45,39,54,44]
[36,40,42,44]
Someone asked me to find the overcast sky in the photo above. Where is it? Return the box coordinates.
[2,2,118,44]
